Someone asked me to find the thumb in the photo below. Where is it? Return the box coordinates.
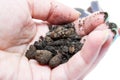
[27,0,80,24]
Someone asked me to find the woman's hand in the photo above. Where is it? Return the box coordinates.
[0,0,115,80]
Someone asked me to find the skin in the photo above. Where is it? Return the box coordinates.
[119,29,120,35]
[0,0,115,80]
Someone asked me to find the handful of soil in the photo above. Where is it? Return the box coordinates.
[25,23,84,68]
[25,21,117,69]
[25,0,118,69]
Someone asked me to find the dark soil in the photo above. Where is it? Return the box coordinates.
[25,23,84,68]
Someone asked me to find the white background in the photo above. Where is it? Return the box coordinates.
[57,0,120,80]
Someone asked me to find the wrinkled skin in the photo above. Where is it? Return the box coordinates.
[0,0,115,80]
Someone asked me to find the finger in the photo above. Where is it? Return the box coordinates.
[79,25,114,79]
[94,23,108,31]
[93,30,113,65]
[27,0,80,24]
[118,28,120,35]
[80,30,110,64]
[86,24,113,64]
[74,11,108,36]
[81,31,114,79]
[51,30,110,80]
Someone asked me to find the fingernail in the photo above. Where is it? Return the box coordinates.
[112,28,119,41]
[102,30,110,44]
[108,22,118,29]
[107,22,118,39]
[75,10,81,18]
[99,12,108,21]
[104,12,108,21]
[75,8,89,18]
[78,12,81,18]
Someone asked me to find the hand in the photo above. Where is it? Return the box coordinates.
[0,0,115,80]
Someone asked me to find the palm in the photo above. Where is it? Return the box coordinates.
[0,0,114,80]
[0,20,114,80]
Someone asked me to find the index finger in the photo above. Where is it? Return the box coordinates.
[74,11,108,36]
